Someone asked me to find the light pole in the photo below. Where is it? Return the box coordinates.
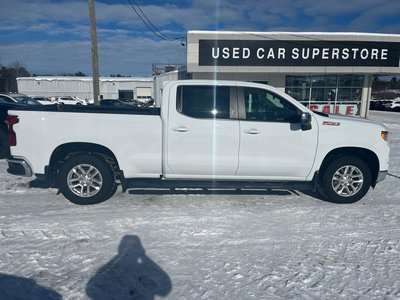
[88,0,100,105]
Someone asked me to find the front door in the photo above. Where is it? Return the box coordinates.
[166,84,240,178]
[236,86,318,180]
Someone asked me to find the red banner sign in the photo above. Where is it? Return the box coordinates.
[309,104,359,116]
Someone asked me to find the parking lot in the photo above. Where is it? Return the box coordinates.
[0,110,399,299]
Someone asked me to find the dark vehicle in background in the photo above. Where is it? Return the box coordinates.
[100,98,155,108]
[118,98,136,104]
[120,97,155,107]
[0,93,42,106]
[382,99,400,111]
[370,99,400,111]
[369,99,388,110]
[99,99,138,108]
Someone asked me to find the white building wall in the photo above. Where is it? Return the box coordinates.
[17,77,153,101]
[153,71,180,106]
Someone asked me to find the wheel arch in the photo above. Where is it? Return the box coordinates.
[47,142,121,186]
[319,147,380,187]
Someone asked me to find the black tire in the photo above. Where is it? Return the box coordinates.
[320,156,372,204]
[58,154,116,205]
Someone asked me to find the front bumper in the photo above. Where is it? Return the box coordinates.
[7,158,33,177]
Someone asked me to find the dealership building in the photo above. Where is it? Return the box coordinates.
[181,31,400,117]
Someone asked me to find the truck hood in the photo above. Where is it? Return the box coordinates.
[313,111,388,129]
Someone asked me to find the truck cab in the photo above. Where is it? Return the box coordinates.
[162,81,317,180]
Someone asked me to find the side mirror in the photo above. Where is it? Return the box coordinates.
[301,112,312,131]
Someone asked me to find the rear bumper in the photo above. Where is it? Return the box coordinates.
[7,158,33,177]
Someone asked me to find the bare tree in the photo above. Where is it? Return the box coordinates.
[0,61,30,93]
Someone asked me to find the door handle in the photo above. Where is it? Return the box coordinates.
[244,128,261,134]
[172,126,190,132]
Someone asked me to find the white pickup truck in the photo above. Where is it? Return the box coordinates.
[4,80,389,205]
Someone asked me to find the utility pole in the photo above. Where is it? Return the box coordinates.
[88,0,100,105]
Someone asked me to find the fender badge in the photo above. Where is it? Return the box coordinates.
[322,121,341,126]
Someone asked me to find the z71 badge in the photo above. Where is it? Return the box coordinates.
[322,121,341,126]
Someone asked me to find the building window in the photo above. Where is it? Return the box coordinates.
[118,90,134,100]
[285,74,364,116]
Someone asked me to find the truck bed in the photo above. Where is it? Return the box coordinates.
[7,103,160,116]
[7,103,163,178]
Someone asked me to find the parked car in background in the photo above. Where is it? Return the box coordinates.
[32,96,55,105]
[382,98,400,111]
[56,96,87,105]
[115,97,154,107]
[99,99,139,108]
[371,99,391,111]
[135,97,155,107]
[118,98,136,103]
[0,93,42,105]
[135,96,155,106]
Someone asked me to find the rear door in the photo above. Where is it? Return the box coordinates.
[165,84,240,178]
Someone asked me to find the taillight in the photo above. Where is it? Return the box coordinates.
[5,115,19,146]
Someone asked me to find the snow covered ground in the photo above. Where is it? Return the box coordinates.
[0,110,400,299]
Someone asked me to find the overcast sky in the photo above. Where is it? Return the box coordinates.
[0,0,399,77]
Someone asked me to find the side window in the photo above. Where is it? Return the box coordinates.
[177,85,230,119]
[243,88,300,122]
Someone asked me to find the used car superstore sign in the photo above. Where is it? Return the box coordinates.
[199,40,400,67]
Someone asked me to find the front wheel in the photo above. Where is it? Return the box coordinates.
[320,156,372,204]
[58,154,117,205]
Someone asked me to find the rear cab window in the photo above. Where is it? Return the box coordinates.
[176,85,233,119]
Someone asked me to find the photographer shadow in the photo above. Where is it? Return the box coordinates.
[0,273,61,300]
[86,235,172,300]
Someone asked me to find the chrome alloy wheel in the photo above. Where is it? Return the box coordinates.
[67,164,103,197]
[331,165,364,197]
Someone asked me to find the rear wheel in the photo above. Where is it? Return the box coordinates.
[321,156,371,203]
[58,154,116,205]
